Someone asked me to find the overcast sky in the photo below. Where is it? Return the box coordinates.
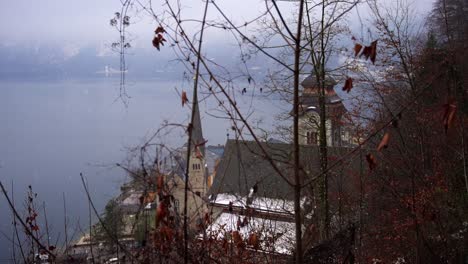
[0,0,436,47]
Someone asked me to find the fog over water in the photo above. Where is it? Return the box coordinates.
[0,78,283,259]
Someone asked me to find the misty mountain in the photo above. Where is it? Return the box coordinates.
[0,42,269,82]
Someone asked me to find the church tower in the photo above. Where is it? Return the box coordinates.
[298,73,347,146]
[188,100,207,197]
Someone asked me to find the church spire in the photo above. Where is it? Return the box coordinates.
[191,99,205,157]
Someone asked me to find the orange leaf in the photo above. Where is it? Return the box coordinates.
[342,77,353,93]
[232,231,244,249]
[181,91,189,107]
[377,131,390,151]
[366,153,377,171]
[248,233,260,250]
[443,100,457,134]
[354,43,363,57]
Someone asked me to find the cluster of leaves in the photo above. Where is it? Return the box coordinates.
[353,39,378,64]
[152,26,167,51]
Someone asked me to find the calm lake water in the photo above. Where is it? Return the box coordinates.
[0,78,282,260]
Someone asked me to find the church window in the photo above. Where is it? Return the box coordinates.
[306,131,317,145]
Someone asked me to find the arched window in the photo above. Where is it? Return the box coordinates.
[306,131,317,145]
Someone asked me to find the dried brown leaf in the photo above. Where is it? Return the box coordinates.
[181,91,189,107]
[377,131,390,151]
[342,77,353,93]
[354,43,363,57]
[443,100,457,134]
[366,153,377,171]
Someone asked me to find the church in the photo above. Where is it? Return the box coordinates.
[171,73,360,259]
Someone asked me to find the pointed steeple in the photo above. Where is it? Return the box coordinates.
[191,100,205,157]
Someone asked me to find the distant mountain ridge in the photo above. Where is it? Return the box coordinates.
[0,42,183,81]
[0,42,268,81]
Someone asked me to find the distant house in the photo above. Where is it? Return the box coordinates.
[120,192,142,214]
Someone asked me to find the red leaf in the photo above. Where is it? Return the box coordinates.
[222,238,228,252]
[157,176,164,191]
[370,40,378,64]
[342,77,353,93]
[181,91,189,107]
[377,131,390,151]
[155,26,166,34]
[156,203,167,227]
[31,225,39,231]
[354,43,363,57]
[359,40,378,64]
[158,34,166,45]
[366,153,377,171]
[360,45,372,60]
[152,36,161,50]
[443,100,457,134]
[161,226,173,241]
[152,33,167,51]
[204,212,211,225]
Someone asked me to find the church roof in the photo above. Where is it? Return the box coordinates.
[208,140,356,200]
[301,72,337,89]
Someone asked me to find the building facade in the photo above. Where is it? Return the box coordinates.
[298,73,354,147]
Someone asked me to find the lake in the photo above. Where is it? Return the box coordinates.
[0,78,284,260]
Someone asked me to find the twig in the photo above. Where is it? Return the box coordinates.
[0,181,56,259]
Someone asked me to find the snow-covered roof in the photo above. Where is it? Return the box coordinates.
[211,193,295,215]
[206,212,296,255]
